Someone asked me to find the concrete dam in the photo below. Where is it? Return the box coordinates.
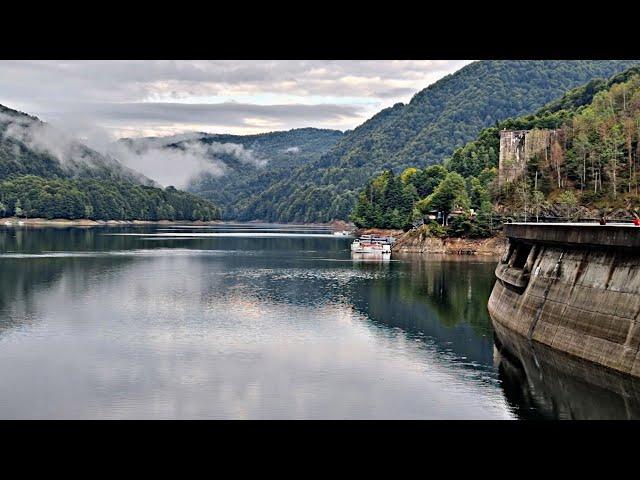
[488,223,640,378]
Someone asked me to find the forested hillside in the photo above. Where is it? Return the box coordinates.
[0,176,219,221]
[120,128,343,219]
[0,104,154,184]
[446,66,640,179]
[497,67,640,216]
[5,60,638,225]
[0,104,220,221]
[234,60,638,223]
[352,65,640,238]
[188,128,343,219]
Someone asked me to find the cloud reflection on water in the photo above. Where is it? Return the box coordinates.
[0,228,511,419]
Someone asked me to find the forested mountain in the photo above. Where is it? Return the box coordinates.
[0,104,220,221]
[0,175,219,221]
[446,66,640,180]
[353,65,640,238]
[231,60,639,223]
[5,60,637,224]
[121,128,344,219]
[0,104,154,185]
[191,130,343,220]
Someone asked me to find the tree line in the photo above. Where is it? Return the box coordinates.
[351,67,640,236]
[201,61,638,224]
[0,175,220,221]
[351,165,496,238]
[497,70,640,218]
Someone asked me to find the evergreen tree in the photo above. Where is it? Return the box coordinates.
[14,199,22,218]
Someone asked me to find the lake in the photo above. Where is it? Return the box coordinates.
[0,223,637,419]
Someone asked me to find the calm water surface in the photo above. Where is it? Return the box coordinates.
[0,223,637,419]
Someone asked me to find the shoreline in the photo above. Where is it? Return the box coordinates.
[0,217,355,230]
[0,217,356,229]
[0,217,224,227]
[1,217,506,256]
[356,226,506,256]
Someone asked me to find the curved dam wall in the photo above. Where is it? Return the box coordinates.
[488,223,640,377]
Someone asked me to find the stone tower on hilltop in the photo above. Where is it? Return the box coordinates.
[498,129,564,188]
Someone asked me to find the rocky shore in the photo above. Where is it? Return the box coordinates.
[356,225,506,256]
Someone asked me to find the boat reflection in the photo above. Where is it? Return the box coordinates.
[493,323,640,419]
[351,251,391,262]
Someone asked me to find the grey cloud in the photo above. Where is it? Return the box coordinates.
[0,60,472,100]
[107,137,267,188]
[107,140,223,189]
[0,60,473,140]
[0,60,476,188]
[374,87,421,98]
[0,60,472,122]
[41,101,363,129]
[0,106,275,188]
[0,111,147,183]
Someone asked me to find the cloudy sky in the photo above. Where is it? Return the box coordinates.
[0,60,472,141]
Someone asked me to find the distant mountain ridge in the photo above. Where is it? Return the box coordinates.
[0,103,220,222]
[121,127,344,219]
[81,60,640,223]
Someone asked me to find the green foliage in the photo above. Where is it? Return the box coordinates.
[194,61,638,223]
[0,175,220,221]
[421,172,470,222]
[350,170,417,229]
[185,128,344,220]
[446,64,640,194]
[536,67,640,116]
[353,164,499,237]
[400,167,419,184]
[408,164,447,198]
[426,221,447,238]
[14,198,22,218]
[558,190,578,208]
[0,104,153,185]
[500,70,640,210]
[468,176,490,209]
[447,213,475,237]
[445,127,500,178]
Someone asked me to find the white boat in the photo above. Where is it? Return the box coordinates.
[3,221,12,226]
[333,230,352,236]
[17,221,24,226]
[350,235,394,254]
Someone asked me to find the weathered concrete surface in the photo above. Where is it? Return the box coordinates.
[504,222,640,249]
[495,263,530,288]
[488,222,640,377]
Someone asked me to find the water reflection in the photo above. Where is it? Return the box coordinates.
[353,254,497,368]
[494,324,640,419]
[0,225,513,419]
[1,224,635,419]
